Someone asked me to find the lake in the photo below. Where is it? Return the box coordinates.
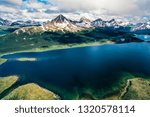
[134,35,150,41]
[1,42,150,99]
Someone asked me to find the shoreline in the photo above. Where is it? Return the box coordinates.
[1,74,150,100]
[119,79,131,99]
[0,41,114,58]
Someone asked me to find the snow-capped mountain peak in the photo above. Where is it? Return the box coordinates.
[94,18,103,22]
[51,14,69,24]
[132,22,150,32]
[80,17,91,23]
[50,14,71,28]
[108,19,115,23]
[76,16,92,28]
[0,18,12,26]
[106,19,119,27]
[42,14,85,32]
[91,18,106,27]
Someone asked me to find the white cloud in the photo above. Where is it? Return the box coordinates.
[0,0,149,20]
[54,0,150,16]
[24,0,46,9]
[1,0,22,6]
[0,5,18,13]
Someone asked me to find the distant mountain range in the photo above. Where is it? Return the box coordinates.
[0,18,12,26]
[10,20,41,27]
[0,14,150,34]
[0,18,41,27]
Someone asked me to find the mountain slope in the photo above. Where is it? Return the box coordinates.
[0,76,18,94]
[43,14,84,32]
[2,83,59,100]
[131,22,150,34]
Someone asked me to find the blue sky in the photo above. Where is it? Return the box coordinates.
[0,0,150,21]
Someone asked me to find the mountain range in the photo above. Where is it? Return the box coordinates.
[0,18,12,26]
[1,14,148,55]
[0,18,41,27]
[10,20,41,27]
[0,14,150,34]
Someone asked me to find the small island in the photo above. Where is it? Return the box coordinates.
[16,58,37,61]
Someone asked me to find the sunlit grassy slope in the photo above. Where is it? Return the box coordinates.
[0,58,7,65]
[1,74,150,100]
[0,28,137,55]
[0,76,18,94]
[2,83,59,100]
[122,78,150,100]
[104,75,150,100]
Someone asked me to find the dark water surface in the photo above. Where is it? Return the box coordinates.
[1,42,150,99]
